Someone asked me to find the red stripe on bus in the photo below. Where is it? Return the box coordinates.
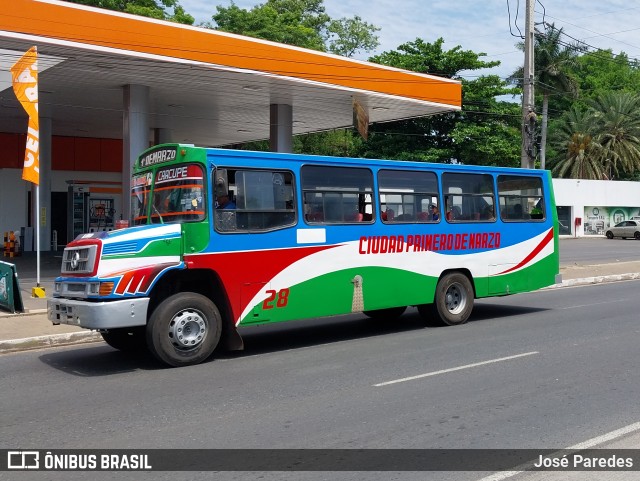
[185,244,338,322]
[495,228,554,275]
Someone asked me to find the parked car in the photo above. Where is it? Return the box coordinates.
[605,220,640,239]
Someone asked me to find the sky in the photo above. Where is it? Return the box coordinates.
[177,0,640,81]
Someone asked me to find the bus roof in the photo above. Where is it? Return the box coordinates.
[138,143,548,176]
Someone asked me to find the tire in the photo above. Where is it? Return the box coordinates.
[421,272,474,326]
[606,231,614,239]
[101,327,146,352]
[146,292,222,367]
[635,231,640,240]
[363,306,407,321]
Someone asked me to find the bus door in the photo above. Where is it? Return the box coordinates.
[212,167,298,324]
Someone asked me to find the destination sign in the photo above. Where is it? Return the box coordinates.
[139,147,177,168]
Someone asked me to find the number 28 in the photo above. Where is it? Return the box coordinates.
[262,288,290,309]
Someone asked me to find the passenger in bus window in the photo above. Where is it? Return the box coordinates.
[346,211,363,222]
[479,204,494,220]
[306,203,324,222]
[430,204,440,221]
[513,203,523,219]
[446,206,460,221]
[216,192,236,210]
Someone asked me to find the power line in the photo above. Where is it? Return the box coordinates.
[506,0,524,39]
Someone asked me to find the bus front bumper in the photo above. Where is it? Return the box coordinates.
[48,297,149,330]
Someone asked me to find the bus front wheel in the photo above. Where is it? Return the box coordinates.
[146,292,222,367]
[419,273,474,326]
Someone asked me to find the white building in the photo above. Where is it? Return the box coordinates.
[553,178,640,237]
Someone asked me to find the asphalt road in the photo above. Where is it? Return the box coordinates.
[559,237,640,265]
[2,279,640,480]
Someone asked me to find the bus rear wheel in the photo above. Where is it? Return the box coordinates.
[419,272,474,326]
[363,306,407,321]
[146,292,222,367]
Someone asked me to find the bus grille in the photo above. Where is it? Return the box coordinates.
[61,245,98,275]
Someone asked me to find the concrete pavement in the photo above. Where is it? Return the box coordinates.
[1,251,640,354]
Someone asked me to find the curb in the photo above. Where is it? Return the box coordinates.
[547,272,640,289]
[0,331,103,354]
[0,308,47,320]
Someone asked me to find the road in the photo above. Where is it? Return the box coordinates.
[559,237,640,265]
[2,279,640,480]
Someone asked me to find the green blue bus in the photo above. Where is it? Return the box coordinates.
[49,144,561,367]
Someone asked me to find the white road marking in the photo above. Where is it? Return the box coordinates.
[373,351,539,387]
[557,298,625,310]
[567,421,640,451]
[476,421,640,481]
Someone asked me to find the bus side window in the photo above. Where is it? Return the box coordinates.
[214,168,296,232]
[378,169,439,224]
[497,175,545,222]
[301,165,373,225]
[216,210,238,231]
[442,173,495,223]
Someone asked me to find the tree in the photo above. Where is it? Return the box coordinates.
[450,76,522,167]
[549,91,640,180]
[369,38,497,77]
[570,50,640,103]
[208,0,379,57]
[548,106,604,179]
[63,0,194,24]
[208,0,327,51]
[589,91,640,179]
[326,16,380,58]
[295,129,363,157]
[509,24,579,169]
[361,38,521,166]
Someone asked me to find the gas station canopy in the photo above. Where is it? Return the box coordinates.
[1,0,460,147]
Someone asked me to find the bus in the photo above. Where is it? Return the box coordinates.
[48,144,561,367]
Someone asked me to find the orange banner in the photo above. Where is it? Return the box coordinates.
[10,46,40,185]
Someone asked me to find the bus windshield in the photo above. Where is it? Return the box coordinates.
[150,164,206,224]
[131,164,206,225]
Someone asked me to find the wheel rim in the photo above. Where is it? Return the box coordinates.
[168,308,207,350]
[445,283,467,314]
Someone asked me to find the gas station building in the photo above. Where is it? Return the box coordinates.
[0,0,461,251]
[3,0,639,246]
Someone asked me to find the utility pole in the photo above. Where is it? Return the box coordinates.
[520,0,536,169]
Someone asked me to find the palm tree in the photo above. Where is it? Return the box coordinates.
[548,106,605,179]
[510,24,579,168]
[589,91,640,179]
